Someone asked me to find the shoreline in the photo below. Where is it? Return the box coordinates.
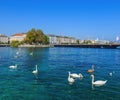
[18,44,54,48]
[0,44,120,48]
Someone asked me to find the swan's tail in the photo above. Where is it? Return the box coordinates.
[105,80,107,84]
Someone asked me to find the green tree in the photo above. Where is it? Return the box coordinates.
[25,29,36,44]
[25,28,49,44]
[36,29,44,44]
[43,35,49,44]
[76,40,79,44]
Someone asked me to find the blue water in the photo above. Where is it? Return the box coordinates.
[0,47,120,100]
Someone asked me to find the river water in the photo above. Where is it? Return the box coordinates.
[0,47,120,100]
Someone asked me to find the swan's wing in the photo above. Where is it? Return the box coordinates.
[94,80,107,85]
[9,65,14,68]
[70,74,78,77]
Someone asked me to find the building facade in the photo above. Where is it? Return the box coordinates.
[47,34,77,44]
[94,40,110,44]
[0,34,9,43]
[47,34,57,44]
[10,33,26,43]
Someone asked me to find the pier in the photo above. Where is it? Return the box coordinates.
[54,44,120,48]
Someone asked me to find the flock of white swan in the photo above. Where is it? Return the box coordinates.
[8,49,113,89]
[9,50,38,74]
[68,64,110,88]
[9,50,37,74]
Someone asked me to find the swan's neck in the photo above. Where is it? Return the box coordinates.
[36,65,38,71]
[92,65,94,71]
[92,75,94,84]
[68,72,70,78]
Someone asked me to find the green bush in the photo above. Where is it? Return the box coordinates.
[10,40,23,47]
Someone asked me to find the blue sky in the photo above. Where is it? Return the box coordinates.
[0,0,120,41]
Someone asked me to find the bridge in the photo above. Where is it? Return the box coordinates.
[54,44,120,49]
[0,44,10,47]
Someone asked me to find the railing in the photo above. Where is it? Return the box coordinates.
[54,44,120,48]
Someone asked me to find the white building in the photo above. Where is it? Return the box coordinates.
[47,34,77,44]
[94,40,110,44]
[0,34,9,43]
[47,34,57,44]
[10,33,26,43]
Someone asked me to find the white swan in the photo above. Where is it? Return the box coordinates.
[16,51,19,55]
[32,65,38,74]
[88,64,94,73]
[91,74,107,86]
[109,71,115,76]
[70,73,83,78]
[9,64,17,69]
[68,71,75,83]
[30,52,33,56]
[109,72,113,76]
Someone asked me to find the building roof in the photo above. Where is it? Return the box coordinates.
[12,33,26,36]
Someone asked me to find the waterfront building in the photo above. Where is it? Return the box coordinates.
[10,33,26,43]
[94,39,110,44]
[57,36,76,44]
[0,34,9,43]
[47,34,57,44]
[47,34,77,44]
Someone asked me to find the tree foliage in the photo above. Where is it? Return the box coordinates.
[10,40,23,47]
[25,28,49,44]
[83,40,92,44]
[76,40,79,44]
